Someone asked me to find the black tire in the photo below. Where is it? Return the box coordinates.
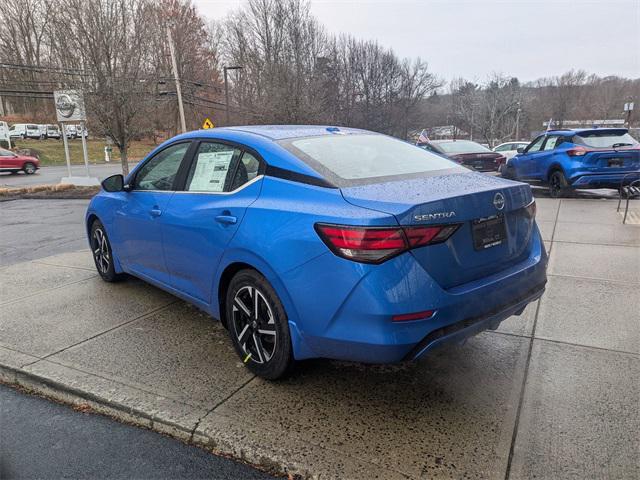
[548,170,568,198]
[23,162,36,175]
[90,220,125,282]
[225,269,294,380]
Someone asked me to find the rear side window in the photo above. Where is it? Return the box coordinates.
[280,134,461,186]
[543,136,560,150]
[186,142,241,193]
[229,151,260,191]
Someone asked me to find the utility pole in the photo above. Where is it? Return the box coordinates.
[515,105,522,140]
[224,65,243,126]
[167,27,186,134]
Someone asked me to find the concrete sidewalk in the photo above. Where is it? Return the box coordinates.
[1,198,638,479]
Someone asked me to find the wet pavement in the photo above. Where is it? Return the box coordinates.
[0,197,638,479]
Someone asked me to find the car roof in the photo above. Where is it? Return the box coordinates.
[430,139,477,144]
[545,128,628,136]
[133,125,373,182]
[199,125,368,140]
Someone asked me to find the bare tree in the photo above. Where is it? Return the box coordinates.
[51,0,157,175]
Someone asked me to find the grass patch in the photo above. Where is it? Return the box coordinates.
[11,139,157,166]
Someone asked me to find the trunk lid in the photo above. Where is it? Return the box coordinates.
[450,152,503,171]
[582,147,640,171]
[341,171,536,289]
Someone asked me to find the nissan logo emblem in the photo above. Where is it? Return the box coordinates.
[493,192,505,210]
[56,94,76,118]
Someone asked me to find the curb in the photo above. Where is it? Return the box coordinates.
[0,363,294,479]
[0,195,95,202]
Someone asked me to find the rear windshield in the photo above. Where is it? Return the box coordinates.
[434,140,491,154]
[280,134,462,186]
[574,130,638,148]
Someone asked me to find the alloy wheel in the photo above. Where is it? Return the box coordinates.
[24,163,36,174]
[549,173,563,198]
[231,286,277,364]
[92,228,110,274]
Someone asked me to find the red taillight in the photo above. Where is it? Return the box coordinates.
[315,223,460,264]
[392,310,435,322]
[566,147,590,156]
[496,155,506,165]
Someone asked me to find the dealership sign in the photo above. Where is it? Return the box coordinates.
[54,90,86,122]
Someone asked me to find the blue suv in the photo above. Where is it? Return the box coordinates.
[503,128,639,197]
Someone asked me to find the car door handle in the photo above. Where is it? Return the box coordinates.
[150,208,162,217]
[215,215,237,225]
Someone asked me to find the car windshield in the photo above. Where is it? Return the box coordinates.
[280,134,462,185]
[434,140,492,154]
[574,130,638,148]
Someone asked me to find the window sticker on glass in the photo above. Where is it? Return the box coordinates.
[188,151,234,192]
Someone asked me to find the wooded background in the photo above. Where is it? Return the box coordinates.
[1,0,638,168]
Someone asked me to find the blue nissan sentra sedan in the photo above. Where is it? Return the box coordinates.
[87,126,547,379]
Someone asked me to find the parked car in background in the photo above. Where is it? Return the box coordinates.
[46,124,61,139]
[503,128,640,197]
[0,147,40,174]
[87,126,547,380]
[0,121,10,145]
[494,141,530,161]
[420,139,506,172]
[64,124,78,139]
[76,124,89,138]
[9,124,42,140]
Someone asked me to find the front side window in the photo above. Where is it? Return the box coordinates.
[186,142,241,192]
[134,142,190,191]
[281,134,461,186]
[526,136,545,153]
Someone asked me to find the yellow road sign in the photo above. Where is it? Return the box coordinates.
[202,118,214,129]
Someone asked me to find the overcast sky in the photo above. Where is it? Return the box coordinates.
[193,0,639,83]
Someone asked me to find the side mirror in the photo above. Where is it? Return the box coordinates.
[101,174,126,192]
[517,147,525,154]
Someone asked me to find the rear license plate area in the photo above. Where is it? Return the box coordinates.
[472,215,506,250]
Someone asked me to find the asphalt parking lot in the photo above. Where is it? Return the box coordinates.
[0,197,638,479]
[0,163,138,188]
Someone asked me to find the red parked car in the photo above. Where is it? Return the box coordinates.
[419,140,506,172]
[0,147,40,175]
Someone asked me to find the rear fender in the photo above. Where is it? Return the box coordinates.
[213,248,316,360]
[546,162,566,182]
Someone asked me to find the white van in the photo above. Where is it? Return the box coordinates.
[0,121,10,144]
[46,124,61,139]
[64,124,78,139]
[9,124,42,139]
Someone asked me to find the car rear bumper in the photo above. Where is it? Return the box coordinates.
[570,171,640,189]
[287,225,548,363]
[403,282,544,360]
